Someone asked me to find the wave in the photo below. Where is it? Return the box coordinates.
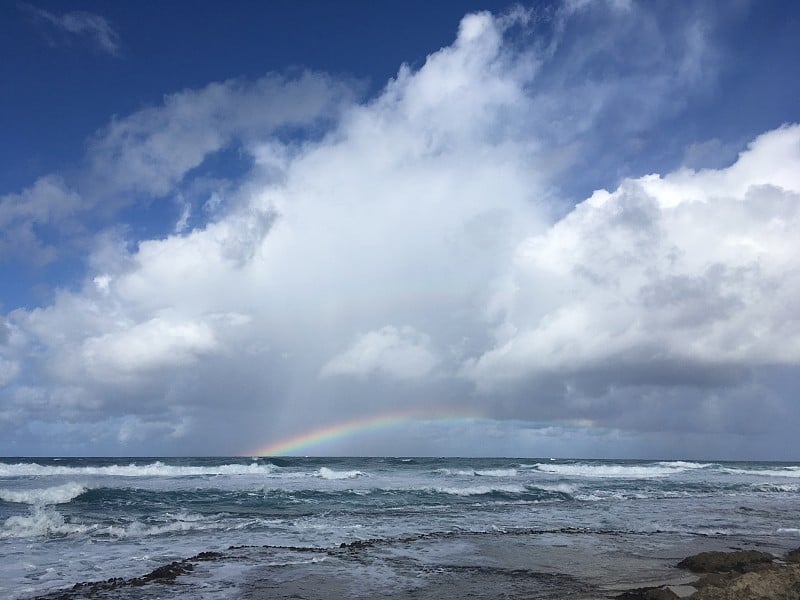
[532,462,703,478]
[435,468,518,477]
[314,467,365,480]
[0,506,89,539]
[0,461,279,478]
[427,484,529,496]
[656,461,714,469]
[0,482,88,505]
[0,505,281,541]
[723,466,800,478]
[751,482,800,493]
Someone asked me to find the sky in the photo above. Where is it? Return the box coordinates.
[1,0,799,459]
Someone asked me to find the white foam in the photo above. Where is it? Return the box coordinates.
[315,467,365,480]
[656,461,714,469]
[429,484,527,496]
[0,482,87,505]
[536,483,578,495]
[436,468,518,477]
[0,507,89,539]
[475,469,518,477]
[533,463,686,478]
[751,482,800,492]
[777,528,800,535]
[724,467,800,478]
[0,461,278,478]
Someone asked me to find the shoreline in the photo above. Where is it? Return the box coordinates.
[30,529,800,599]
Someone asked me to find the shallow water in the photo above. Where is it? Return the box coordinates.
[1,457,798,598]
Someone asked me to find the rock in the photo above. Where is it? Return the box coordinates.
[786,547,800,564]
[676,550,774,573]
[615,586,680,599]
[690,563,800,599]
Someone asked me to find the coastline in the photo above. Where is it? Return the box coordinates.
[32,529,800,599]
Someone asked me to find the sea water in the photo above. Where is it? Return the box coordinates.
[1,457,798,598]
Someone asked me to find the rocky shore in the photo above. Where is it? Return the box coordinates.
[30,534,800,599]
[619,547,800,599]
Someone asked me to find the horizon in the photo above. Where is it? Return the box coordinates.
[2,1,800,459]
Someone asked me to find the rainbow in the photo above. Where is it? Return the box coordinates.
[247,408,480,456]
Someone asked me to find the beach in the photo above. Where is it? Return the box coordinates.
[1,457,799,599]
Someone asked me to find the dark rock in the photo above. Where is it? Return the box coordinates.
[786,547,800,564]
[677,550,774,573]
[690,563,800,599]
[694,572,737,589]
[192,550,224,561]
[615,586,680,599]
[140,559,194,583]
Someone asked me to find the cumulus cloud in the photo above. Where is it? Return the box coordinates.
[467,124,800,387]
[22,4,121,56]
[0,176,83,264]
[2,4,797,456]
[322,326,439,380]
[0,73,356,265]
[85,72,357,199]
[0,357,20,387]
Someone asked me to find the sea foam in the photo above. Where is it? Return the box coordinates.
[0,461,278,478]
[436,468,518,477]
[0,507,89,539]
[533,463,691,478]
[0,482,87,505]
[428,484,528,496]
[315,467,365,480]
[724,466,800,478]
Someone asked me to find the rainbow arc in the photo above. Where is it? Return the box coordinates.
[247,409,479,456]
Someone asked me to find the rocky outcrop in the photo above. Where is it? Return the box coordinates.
[675,547,800,600]
[676,550,774,574]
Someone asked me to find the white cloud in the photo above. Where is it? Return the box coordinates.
[2,5,797,455]
[23,5,121,56]
[0,357,20,387]
[86,73,356,199]
[322,326,439,380]
[0,74,355,265]
[81,316,217,382]
[0,175,83,264]
[465,124,800,386]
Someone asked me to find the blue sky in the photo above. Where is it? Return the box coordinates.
[1,1,799,458]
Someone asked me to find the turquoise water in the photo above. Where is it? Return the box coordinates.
[1,457,799,598]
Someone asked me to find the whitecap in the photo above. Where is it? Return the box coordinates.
[533,463,685,478]
[314,467,365,480]
[723,467,800,478]
[428,484,527,496]
[0,507,88,539]
[0,461,279,478]
[474,469,518,477]
[0,482,87,505]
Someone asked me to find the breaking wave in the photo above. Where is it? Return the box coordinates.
[723,466,800,478]
[315,467,365,480]
[0,482,88,505]
[532,462,705,478]
[435,468,518,477]
[0,461,279,478]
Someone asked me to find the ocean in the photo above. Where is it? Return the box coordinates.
[1,457,798,599]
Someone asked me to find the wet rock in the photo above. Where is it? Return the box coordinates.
[615,585,680,599]
[785,547,800,564]
[676,550,774,573]
[192,550,225,561]
[690,563,800,599]
[139,559,194,583]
